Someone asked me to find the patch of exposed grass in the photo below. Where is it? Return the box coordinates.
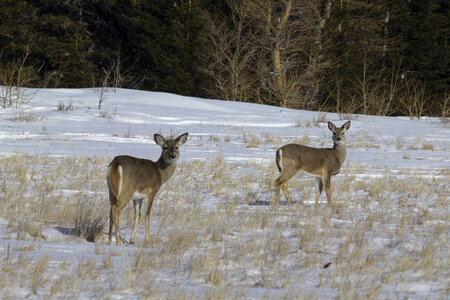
[296,113,328,128]
[421,143,435,150]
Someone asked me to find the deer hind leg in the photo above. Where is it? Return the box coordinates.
[274,163,300,205]
[108,188,117,245]
[130,197,143,245]
[315,177,323,207]
[111,191,132,246]
[274,178,282,205]
[108,207,113,245]
[111,204,123,245]
[108,164,126,245]
[282,182,294,205]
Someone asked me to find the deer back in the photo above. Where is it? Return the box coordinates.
[108,156,162,199]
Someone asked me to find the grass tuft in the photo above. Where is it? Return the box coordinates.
[73,200,106,242]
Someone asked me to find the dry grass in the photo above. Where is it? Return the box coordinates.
[421,143,435,150]
[56,99,74,112]
[0,153,448,298]
[99,109,117,121]
[9,111,47,122]
[295,113,328,128]
[240,131,261,148]
[31,254,49,294]
[0,153,109,240]
[348,135,380,149]
[73,200,107,242]
[339,113,359,121]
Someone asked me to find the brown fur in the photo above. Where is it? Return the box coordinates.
[107,133,188,245]
[274,121,350,206]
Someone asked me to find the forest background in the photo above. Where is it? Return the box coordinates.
[0,0,448,118]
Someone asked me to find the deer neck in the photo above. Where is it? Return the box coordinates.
[156,158,177,185]
[333,142,347,166]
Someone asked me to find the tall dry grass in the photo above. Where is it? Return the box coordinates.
[0,152,448,298]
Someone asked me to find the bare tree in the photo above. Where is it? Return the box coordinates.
[438,92,449,123]
[91,67,112,110]
[199,0,257,102]
[0,43,39,108]
[243,0,326,108]
[91,50,137,110]
[110,50,136,92]
[399,79,428,120]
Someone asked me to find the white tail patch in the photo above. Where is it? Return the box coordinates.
[117,165,123,198]
[278,149,283,171]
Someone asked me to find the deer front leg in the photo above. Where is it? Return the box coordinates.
[144,194,156,244]
[323,173,331,205]
[315,177,323,207]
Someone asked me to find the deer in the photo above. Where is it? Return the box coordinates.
[107,133,188,245]
[274,121,351,206]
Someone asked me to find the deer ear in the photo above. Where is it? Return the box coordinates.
[154,134,166,146]
[175,133,188,146]
[328,122,336,131]
[342,121,351,131]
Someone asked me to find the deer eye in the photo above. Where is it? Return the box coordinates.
[175,147,179,149]
[163,147,169,150]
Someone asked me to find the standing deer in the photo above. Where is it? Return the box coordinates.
[107,133,188,245]
[274,121,351,206]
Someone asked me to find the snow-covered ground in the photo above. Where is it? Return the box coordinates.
[2,88,448,168]
[0,88,448,299]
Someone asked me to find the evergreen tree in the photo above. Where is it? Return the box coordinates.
[388,0,449,111]
[128,0,207,96]
[0,0,36,56]
[321,0,390,114]
[28,0,95,87]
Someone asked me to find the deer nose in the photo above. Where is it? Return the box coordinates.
[169,153,177,160]
[336,137,341,141]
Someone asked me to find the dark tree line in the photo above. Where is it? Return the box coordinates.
[0,0,448,117]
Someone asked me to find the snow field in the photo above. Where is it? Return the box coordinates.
[0,88,448,298]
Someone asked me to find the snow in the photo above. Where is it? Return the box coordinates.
[2,88,447,169]
[0,88,448,298]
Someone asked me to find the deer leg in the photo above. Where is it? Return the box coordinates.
[315,177,323,207]
[274,178,282,205]
[111,205,123,245]
[274,165,299,205]
[108,189,116,245]
[282,182,293,205]
[108,207,113,245]
[144,192,156,244]
[323,173,331,205]
[130,198,143,245]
